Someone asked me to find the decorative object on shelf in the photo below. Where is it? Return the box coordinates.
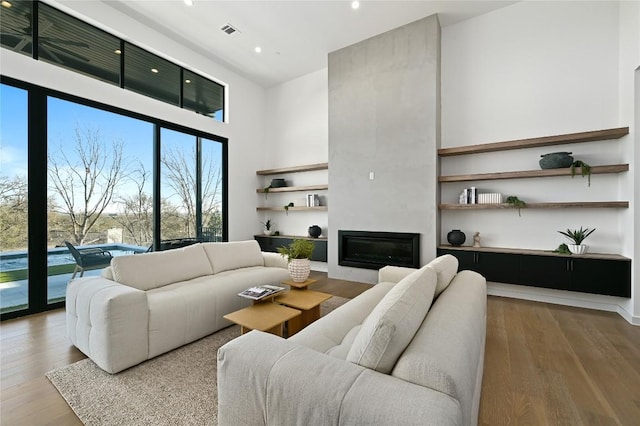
[477,193,502,204]
[539,152,573,169]
[552,243,571,254]
[278,238,316,282]
[473,232,481,248]
[308,225,322,238]
[506,196,526,216]
[270,178,287,188]
[570,160,592,187]
[558,226,595,255]
[306,193,321,207]
[447,229,466,246]
[263,185,271,199]
[261,219,274,236]
[284,202,294,215]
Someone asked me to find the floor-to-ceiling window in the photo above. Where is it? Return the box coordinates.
[0,78,227,320]
[0,84,29,314]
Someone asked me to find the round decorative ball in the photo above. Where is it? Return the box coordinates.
[308,225,322,238]
[447,229,466,246]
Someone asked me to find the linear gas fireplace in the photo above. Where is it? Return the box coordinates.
[338,230,420,270]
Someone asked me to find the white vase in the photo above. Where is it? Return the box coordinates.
[263,229,274,236]
[288,258,311,282]
[568,244,588,254]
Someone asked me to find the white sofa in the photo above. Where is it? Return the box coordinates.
[217,255,487,426]
[66,240,290,374]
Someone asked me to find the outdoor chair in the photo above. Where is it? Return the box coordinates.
[64,241,113,279]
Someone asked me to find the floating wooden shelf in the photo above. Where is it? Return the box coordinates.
[439,164,629,183]
[257,184,328,193]
[256,206,328,212]
[438,127,629,157]
[256,162,328,175]
[439,201,629,210]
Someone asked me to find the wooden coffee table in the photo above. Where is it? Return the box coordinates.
[281,278,317,290]
[275,289,332,335]
[223,302,301,337]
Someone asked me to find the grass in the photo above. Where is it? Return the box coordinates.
[0,264,78,283]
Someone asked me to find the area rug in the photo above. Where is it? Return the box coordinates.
[46,296,349,426]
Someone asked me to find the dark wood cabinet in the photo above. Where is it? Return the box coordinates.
[437,246,631,298]
[255,235,328,262]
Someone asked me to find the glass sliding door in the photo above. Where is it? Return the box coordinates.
[46,97,152,303]
[0,84,29,314]
[200,137,224,242]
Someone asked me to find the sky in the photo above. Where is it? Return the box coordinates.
[0,83,223,214]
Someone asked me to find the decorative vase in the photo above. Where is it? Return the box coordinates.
[288,258,311,282]
[308,225,322,238]
[270,178,286,188]
[568,244,588,255]
[263,229,274,236]
[539,152,573,169]
[447,229,466,246]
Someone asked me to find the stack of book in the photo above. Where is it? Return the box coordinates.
[459,188,503,204]
[238,285,286,300]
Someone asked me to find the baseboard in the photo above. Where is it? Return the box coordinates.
[487,282,639,325]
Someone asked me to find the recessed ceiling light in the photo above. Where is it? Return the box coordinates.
[184,0,193,6]
[151,68,159,73]
[185,79,191,84]
[254,46,262,53]
[1,1,12,8]
[114,49,121,55]
[351,1,360,10]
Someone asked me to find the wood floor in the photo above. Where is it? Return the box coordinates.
[1,272,639,425]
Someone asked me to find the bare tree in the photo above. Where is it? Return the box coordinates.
[0,175,28,250]
[161,142,222,238]
[48,125,126,245]
[115,163,153,246]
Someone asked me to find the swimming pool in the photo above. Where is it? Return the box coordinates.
[0,244,147,272]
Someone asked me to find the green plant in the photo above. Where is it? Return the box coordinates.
[284,202,294,215]
[552,243,571,254]
[558,227,595,245]
[505,196,526,217]
[570,160,592,187]
[278,238,315,262]
[261,219,272,231]
[263,185,271,199]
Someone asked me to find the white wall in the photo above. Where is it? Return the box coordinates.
[260,69,329,240]
[442,0,639,322]
[0,0,267,242]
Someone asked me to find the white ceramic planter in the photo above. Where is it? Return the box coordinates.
[288,258,311,282]
[568,244,588,255]
[263,229,275,236]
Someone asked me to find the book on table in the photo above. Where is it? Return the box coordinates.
[238,284,286,300]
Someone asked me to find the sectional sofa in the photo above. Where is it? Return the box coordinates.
[217,255,487,426]
[65,240,290,373]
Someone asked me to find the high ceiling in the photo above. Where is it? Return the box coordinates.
[91,1,517,88]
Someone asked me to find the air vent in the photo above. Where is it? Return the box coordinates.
[220,24,239,36]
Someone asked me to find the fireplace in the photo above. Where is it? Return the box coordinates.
[338,230,420,270]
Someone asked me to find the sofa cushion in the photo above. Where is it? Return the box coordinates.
[427,254,459,297]
[111,243,213,291]
[346,265,437,373]
[202,240,264,275]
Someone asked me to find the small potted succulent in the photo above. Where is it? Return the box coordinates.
[278,238,315,282]
[557,226,596,254]
[262,219,275,236]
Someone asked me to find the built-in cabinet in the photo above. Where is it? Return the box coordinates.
[254,235,328,262]
[437,246,631,297]
[438,127,632,297]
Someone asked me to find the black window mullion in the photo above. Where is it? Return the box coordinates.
[195,136,202,240]
[119,40,125,88]
[153,124,161,251]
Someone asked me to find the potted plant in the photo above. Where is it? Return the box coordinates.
[278,238,315,282]
[261,219,274,236]
[557,226,595,254]
[570,160,592,187]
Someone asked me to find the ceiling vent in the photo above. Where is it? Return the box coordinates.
[220,24,239,36]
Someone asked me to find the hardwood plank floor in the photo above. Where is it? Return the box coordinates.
[1,273,639,425]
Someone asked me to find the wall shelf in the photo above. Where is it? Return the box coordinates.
[437,245,630,261]
[439,164,629,183]
[256,162,328,175]
[256,184,328,193]
[437,127,629,157]
[257,206,328,212]
[439,201,629,210]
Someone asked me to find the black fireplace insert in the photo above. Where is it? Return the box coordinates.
[338,230,420,270]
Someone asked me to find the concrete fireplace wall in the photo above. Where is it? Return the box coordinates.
[328,15,441,283]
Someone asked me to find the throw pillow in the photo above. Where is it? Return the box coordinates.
[427,254,459,297]
[346,265,437,373]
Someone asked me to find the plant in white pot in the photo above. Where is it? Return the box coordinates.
[557,227,596,255]
[278,238,315,282]
[261,219,274,236]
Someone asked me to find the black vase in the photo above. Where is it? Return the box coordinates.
[308,225,322,238]
[447,229,466,246]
